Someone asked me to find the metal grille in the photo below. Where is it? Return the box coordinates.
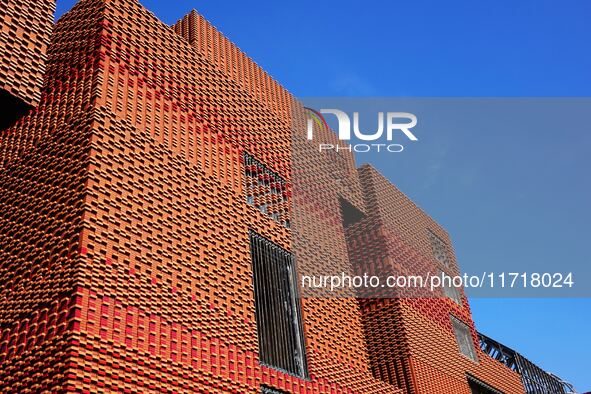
[478,332,518,372]
[244,153,290,228]
[477,332,574,394]
[516,353,571,394]
[451,315,478,361]
[249,231,308,378]
[428,229,450,267]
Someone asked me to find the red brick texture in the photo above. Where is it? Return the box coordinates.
[0,0,55,126]
[0,0,526,393]
[349,166,525,394]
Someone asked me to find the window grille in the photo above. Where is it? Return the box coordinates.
[249,231,308,377]
[451,315,478,361]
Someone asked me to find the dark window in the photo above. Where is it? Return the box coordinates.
[451,315,478,361]
[249,231,308,377]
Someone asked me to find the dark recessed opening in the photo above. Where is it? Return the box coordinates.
[0,89,32,131]
[467,374,504,394]
[339,197,365,227]
[261,386,289,394]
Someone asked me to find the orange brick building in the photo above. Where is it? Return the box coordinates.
[0,0,55,129]
[0,0,530,393]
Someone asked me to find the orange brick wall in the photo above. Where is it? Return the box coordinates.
[0,0,398,392]
[0,0,527,393]
[0,0,55,128]
[349,166,525,394]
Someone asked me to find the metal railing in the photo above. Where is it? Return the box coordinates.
[478,332,576,394]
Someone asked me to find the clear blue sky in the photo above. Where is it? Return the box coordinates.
[55,0,591,391]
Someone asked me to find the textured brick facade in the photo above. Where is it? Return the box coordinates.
[340,167,526,393]
[0,0,526,393]
[0,0,55,129]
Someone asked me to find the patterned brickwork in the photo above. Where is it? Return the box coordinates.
[0,0,397,392]
[0,0,528,393]
[347,165,525,394]
[0,0,105,389]
[243,153,291,228]
[0,0,56,128]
